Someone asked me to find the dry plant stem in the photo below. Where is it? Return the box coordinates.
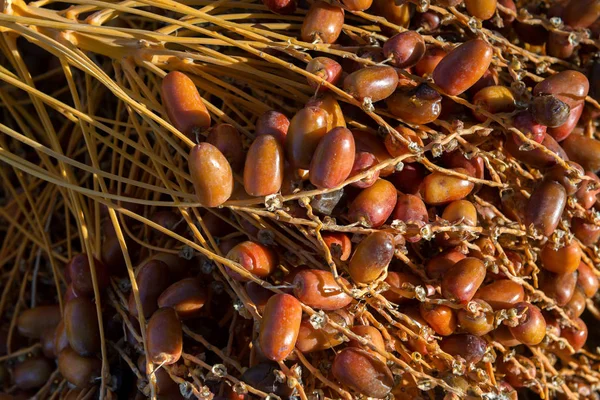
[0,0,598,397]
[0,343,41,362]
[104,202,465,396]
[1,168,62,311]
[531,347,577,399]
[110,341,146,381]
[293,350,353,400]
[277,361,309,400]
[7,264,31,354]
[181,353,273,399]
[48,380,68,400]
[106,212,155,398]
[182,325,244,374]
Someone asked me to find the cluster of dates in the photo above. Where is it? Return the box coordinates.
[162,30,599,400]
[5,0,600,399]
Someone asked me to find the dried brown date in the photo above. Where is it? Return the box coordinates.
[525,181,566,237]
[383,31,425,68]
[301,2,344,44]
[349,232,395,283]
[343,66,399,103]
[433,39,493,96]
[386,84,442,124]
[309,127,355,189]
[348,179,397,227]
[259,294,302,361]
[441,257,486,304]
[244,135,284,196]
[332,348,393,398]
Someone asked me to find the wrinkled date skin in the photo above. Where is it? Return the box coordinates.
[533,70,589,109]
[332,348,394,398]
[386,84,442,124]
[433,39,493,96]
[292,269,352,310]
[419,303,457,336]
[259,294,302,361]
[548,103,583,142]
[531,95,570,129]
[349,231,395,283]
[322,232,352,260]
[440,334,487,364]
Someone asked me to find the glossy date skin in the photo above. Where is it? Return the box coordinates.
[259,294,302,361]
